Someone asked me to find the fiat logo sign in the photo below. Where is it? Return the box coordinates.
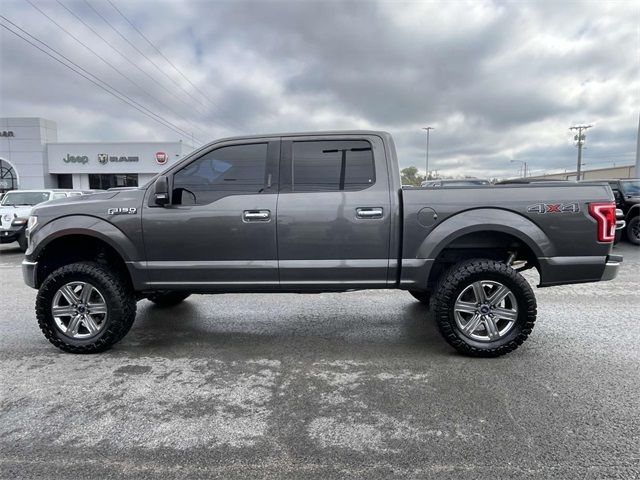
[155,151,168,165]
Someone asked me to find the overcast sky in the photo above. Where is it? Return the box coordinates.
[1,0,638,178]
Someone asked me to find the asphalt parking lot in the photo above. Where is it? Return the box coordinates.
[0,243,638,479]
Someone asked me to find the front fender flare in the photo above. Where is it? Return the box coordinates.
[29,215,140,262]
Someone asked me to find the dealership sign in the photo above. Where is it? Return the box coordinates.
[98,153,139,164]
[63,154,89,164]
[155,151,168,165]
[0,131,14,137]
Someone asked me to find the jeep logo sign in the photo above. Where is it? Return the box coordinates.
[0,131,15,137]
[63,154,89,164]
[155,151,168,165]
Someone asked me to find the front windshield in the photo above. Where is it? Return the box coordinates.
[620,180,640,196]
[0,191,51,206]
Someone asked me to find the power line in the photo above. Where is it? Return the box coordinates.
[27,0,209,141]
[53,0,207,141]
[106,0,227,115]
[84,0,245,132]
[0,16,201,143]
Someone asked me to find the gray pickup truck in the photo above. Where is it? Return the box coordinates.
[22,131,621,357]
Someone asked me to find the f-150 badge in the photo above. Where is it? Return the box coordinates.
[107,207,137,215]
[527,202,579,214]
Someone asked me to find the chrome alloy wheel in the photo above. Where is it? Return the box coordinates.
[51,281,108,339]
[453,280,518,342]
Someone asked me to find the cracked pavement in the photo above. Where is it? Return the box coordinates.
[0,242,638,479]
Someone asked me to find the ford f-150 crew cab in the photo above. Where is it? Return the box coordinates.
[22,131,622,357]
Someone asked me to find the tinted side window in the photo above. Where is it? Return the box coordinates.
[290,140,374,192]
[173,143,268,205]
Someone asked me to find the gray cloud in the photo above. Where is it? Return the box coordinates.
[1,0,637,178]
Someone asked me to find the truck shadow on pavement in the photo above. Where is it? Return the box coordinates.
[119,297,454,359]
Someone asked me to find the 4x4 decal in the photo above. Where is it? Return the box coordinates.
[527,202,580,214]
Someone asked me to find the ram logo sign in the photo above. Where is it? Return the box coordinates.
[527,202,580,214]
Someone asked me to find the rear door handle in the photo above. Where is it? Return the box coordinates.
[356,207,383,219]
[243,210,271,222]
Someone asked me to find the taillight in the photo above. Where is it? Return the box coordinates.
[588,202,616,242]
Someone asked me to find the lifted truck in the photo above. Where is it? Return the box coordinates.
[22,131,621,356]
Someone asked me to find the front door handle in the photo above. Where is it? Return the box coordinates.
[356,207,383,219]
[243,210,271,222]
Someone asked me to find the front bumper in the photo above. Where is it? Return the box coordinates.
[600,254,622,282]
[0,226,23,243]
[22,259,38,289]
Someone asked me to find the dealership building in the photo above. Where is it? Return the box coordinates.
[0,117,193,193]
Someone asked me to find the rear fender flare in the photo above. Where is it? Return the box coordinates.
[416,208,554,261]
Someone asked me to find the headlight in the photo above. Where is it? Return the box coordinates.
[2,214,11,222]
[26,215,38,231]
[11,217,28,226]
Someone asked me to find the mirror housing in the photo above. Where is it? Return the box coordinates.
[153,176,170,206]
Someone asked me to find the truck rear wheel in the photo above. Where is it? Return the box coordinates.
[35,262,136,353]
[146,291,191,307]
[432,259,536,357]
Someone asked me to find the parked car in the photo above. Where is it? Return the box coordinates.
[421,178,490,187]
[22,131,621,357]
[0,189,94,251]
[605,179,639,245]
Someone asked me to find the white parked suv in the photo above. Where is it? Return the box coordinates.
[0,189,93,251]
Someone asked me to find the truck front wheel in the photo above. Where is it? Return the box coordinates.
[432,259,536,357]
[35,262,136,353]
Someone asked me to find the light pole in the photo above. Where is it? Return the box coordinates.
[510,159,528,178]
[422,127,434,179]
[569,124,592,181]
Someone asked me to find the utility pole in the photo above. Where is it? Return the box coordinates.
[422,127,434,180]
[569,124,592,181]
[635,113,639,177]
[510,159,528,178]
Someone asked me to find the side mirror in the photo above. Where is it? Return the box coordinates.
[153,176,170,206]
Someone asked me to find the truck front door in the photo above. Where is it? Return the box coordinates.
[276,135,392,289]
[142,139,280,290]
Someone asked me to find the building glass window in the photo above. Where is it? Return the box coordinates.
[0,159,18,193]
[57,174,73,189]
[89,174,138,190]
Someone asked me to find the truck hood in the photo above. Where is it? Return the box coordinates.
[0,205,33,229]
[31,189,145,231]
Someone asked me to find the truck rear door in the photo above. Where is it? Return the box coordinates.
[276,135,392,289]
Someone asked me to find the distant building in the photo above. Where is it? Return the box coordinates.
[524,164,636,181]
[0,117,193,193]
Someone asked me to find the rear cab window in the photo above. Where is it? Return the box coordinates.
[281,139,375,192]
